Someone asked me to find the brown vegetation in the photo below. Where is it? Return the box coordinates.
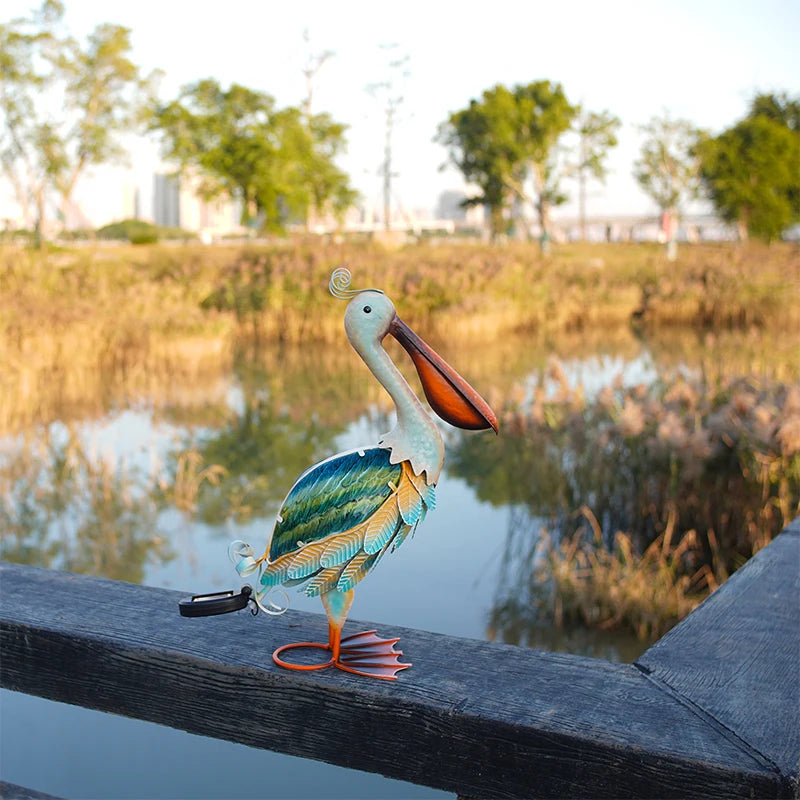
[468,363,800,642]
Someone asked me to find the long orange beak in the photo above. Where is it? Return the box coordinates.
[389,316,499,433]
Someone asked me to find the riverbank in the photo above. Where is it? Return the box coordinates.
[2,240,798,344]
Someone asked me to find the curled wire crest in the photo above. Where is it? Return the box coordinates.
[329,267,383,300]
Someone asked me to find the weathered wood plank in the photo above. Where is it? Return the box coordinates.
[1,560,791,799]
[637,522,800,789]
[0,782,65,800]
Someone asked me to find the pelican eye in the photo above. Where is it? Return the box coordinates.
[363,305,372,313]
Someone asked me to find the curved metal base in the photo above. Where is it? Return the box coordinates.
[273,641,334,671]
[272,630,411,680]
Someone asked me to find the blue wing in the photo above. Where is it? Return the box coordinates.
[267,447,402,561]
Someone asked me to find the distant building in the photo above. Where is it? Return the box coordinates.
[152,171,245,239]
[153,173,180,228]
[437,189,485,229]
[437,190,468,220]
[119,176,139,222]
[179,178,243,237]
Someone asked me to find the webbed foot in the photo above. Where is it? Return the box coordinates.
[335,629,411,680]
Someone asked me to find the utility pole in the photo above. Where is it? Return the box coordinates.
[300,29,334,231]
[367,44,409,232]
[574,108,621,242]
[301,28,333,122]
[381,95,402,231]
[578,129,587,241]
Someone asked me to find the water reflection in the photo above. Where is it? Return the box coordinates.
[0,426,171,583]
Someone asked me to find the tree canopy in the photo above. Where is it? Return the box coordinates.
[571,109,621,238]
[437,81,577,241]
[695,93,800,241]
[0,0,155,239]
[149,79,356,232]
[633,115,700,217]
[748,91,800,131]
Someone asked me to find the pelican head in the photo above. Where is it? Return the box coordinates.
[332,268,498,444]
[343,290,397,349]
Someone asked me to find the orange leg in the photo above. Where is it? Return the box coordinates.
[272,590,410,680]
[329,622,341,661]
[271,594,349,672]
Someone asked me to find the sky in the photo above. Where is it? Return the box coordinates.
[2,0,799,226]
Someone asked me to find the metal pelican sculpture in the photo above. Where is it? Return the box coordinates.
[230,268,498,680]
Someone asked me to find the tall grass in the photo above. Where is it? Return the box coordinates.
[533,517,724,641]
[2,240,798,344]
[453,364,800,642]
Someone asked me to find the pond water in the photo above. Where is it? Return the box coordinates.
[1,323,797,798]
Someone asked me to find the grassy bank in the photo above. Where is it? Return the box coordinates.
[2,240,798,344]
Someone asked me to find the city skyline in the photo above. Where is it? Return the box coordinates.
[2,0,798,228]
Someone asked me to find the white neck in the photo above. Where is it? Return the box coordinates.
[354,336,444,484]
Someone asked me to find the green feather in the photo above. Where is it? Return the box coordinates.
[268,448,400,560]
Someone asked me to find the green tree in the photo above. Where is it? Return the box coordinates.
[695,93,800,242]
[1,1,63,237]
[633,114,700,259]
[295,111,358,225]
[572,109,621,239]
[51,23,156,226]
[437,81,577,244]
[150,79,355,233]
[514,82,578,250]
[748,92,800,223]
[748,91,800,131]
[0,1,155,240]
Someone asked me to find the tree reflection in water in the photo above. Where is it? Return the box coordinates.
[0,341,382,583]
[0,427,171,583]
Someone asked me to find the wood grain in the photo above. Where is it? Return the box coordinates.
[0,782,65,800]
[638,522,799,785]
[2,522,798,798]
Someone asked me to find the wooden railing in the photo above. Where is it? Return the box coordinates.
[1,518,798,799]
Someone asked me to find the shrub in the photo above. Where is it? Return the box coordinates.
[97,218,159,244]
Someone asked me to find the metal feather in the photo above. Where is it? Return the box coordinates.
[268,448,400,560]
[286,540,329,579]
[305,565,345,597]
[261,559,290,587]
[337,551,378,592]
[391,522,413,552]
[364,496,401,554]
[397,473,424,525]
[320,529,365,567]
[407,467,436,510]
